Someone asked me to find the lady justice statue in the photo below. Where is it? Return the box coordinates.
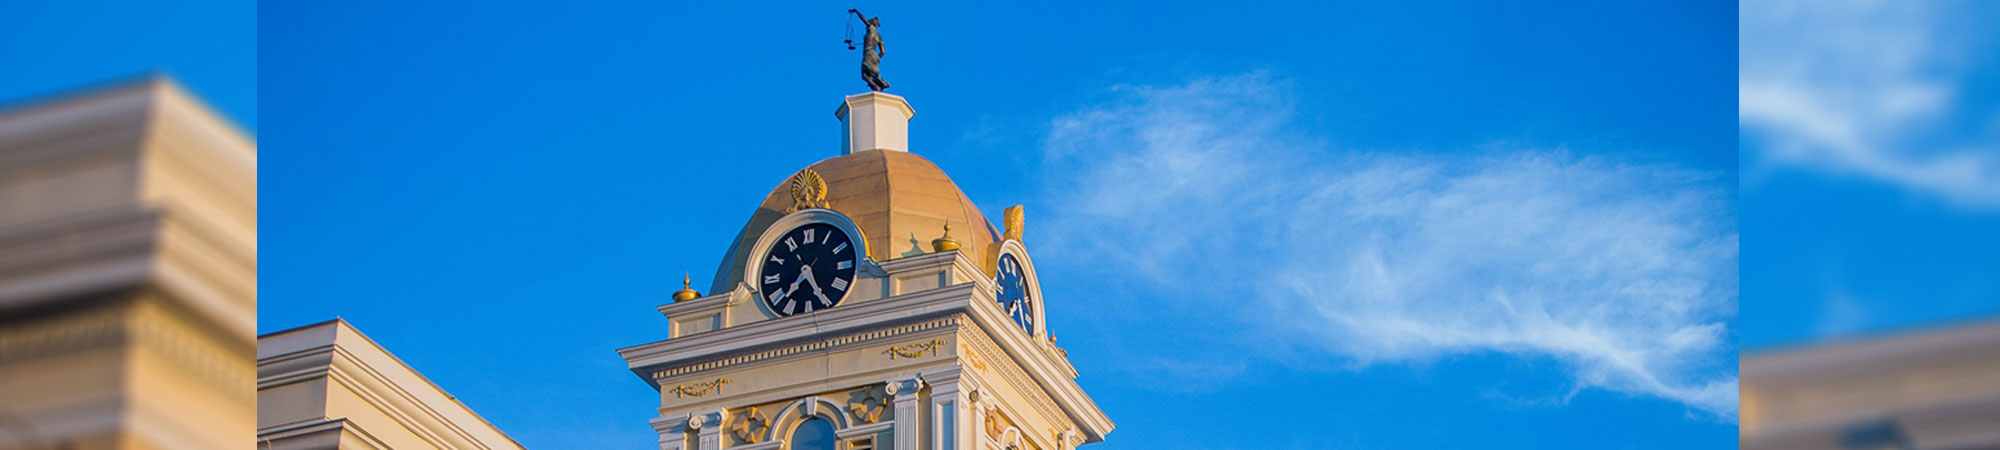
[847,9,890,91]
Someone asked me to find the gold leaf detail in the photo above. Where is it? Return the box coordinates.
[1002,205,1025,241]
[882,339,945,359]
[790,168,830,211]
[669,378,732,398]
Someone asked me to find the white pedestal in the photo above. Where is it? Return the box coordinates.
[835,92,916,154]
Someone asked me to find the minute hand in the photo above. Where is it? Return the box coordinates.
[798,265,834,308]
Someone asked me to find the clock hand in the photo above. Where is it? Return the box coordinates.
[785,265,809,296]
[796,266,835,308]
[802,268,834,306]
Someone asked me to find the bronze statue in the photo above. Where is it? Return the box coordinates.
[848,9,890,91]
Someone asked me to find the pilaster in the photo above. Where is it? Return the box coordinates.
[688,409,726,450]
[922,368,977,450]
[652,415,690,450]
[885,376,926,450]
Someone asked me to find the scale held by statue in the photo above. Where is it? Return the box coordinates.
[845,9,890,92]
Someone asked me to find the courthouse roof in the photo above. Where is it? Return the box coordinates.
[709,149,1001,293]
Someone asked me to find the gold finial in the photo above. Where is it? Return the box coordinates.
[789,168,830,211]
[1003,205,1025,242]
[931,222,960,253]
[673,273,701,302]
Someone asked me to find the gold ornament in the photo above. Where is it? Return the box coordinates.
[848,386,890,424]
[672,273,701,302]
[985,411,1003,440]
[1002,205,1025,242]
[931,222,960,253]
[789,168,830,211]
[883,339,945,359]
[669,378,731,398]
[730,407,770,443]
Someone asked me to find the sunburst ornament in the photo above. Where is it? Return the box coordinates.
[789,168,830,211]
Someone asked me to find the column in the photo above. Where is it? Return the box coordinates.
[885,376,926,450]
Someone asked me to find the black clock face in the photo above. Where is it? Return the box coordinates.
[996,253,1033,334]
[759,222,858,316]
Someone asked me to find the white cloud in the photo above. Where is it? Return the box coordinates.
[1739,0,2000,209]
[1038,73,1740,420]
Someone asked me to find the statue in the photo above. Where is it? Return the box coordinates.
[848,9,890,91]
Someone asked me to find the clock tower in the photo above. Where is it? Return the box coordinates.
[617,92,1114,450]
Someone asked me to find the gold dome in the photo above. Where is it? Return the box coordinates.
[710,150,1001,292]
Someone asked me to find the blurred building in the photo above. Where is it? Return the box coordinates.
[1742,320,2000,450]
[256,319,523,449]
[616,91,1112,450]
[0,79,255,449]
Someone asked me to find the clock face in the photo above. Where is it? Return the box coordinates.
[758,222,859,316]
[996,253,1034,334]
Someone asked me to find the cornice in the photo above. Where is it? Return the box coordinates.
[321,346,509,450]
[955,319,1071,447]
[0,206,160,311]
[620,283,982,385]
[255,322,524,450]
[644,314,963,383]
[958,285,1114,441]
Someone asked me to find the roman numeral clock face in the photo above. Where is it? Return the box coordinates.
[759,222,857,316]
[996,253,1034,334]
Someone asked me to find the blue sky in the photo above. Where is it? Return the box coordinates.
[1739,1,2000,349]
[0,0,254,129]
[253,2,1739,448]
[9,1,1755,448]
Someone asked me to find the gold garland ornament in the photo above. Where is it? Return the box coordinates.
[669,378,732,398]
[883,339,945,359]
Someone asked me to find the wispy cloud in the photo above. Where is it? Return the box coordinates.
[1740,0,2000,209]
[1038,73,1739,419]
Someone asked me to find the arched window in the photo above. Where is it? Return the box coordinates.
[789,417,837,450]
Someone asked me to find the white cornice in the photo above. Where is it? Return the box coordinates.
[620,283,982,377]
[257,319,524,450]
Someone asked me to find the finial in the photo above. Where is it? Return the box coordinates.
[931,222,960,253]
[673,272,701,302]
